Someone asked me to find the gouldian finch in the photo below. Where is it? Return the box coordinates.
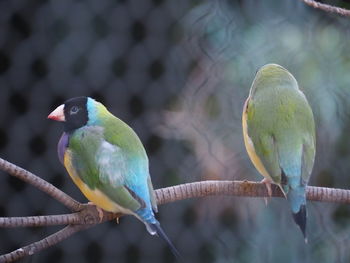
[48,97,180,257]
[242,64,315,240]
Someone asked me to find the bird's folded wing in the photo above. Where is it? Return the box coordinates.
[69,128,144,212]
[147,176,158,213]
[245,103,282,184]
[95,139,146,211]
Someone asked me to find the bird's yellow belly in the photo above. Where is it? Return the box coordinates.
[242,106,271,180]
[63,150,123,213]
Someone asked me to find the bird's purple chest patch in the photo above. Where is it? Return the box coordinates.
[58,132,69,164]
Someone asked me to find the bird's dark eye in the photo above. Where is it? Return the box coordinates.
[70,106,80,115]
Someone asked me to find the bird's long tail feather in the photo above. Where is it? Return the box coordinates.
[148,221,182,259]
[292,204,307,242]
[287,187,307,242]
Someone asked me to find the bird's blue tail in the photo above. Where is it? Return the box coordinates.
[147,221,181,259]
[136,206,181,259]
[287,186,307,241]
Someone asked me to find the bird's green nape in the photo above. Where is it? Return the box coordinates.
[250,63,299,97]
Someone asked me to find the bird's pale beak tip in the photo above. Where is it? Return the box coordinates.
[48,104,65,121]
[47,114,60,121]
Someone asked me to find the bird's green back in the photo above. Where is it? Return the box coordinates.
[246,65,315,185]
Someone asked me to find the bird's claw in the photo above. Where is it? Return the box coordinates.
[88,202,104,223]
[96,207,104,223]
[261,178,273,206]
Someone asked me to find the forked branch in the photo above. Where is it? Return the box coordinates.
[0,158,350,262]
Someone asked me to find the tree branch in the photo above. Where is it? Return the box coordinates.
[301,0,350,17]
[156,181,350,205]
[0,205,118,228]
[0,225,92,263]
[1,158,350,262]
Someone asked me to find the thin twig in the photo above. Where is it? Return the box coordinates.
[301,0,350,17]
[0,157,82,212]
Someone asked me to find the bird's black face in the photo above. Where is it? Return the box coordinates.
[63,97,89,132]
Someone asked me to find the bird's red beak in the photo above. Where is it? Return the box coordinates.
[48,104,65,121]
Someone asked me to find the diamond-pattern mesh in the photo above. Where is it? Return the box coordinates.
[1,0,350,262]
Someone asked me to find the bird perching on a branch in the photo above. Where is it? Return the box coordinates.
[48,97,180,258]
[242,64,316,241]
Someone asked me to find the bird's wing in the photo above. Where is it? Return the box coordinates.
[95,139,147,211]
[67,127,144,212]
[102,117,156,213]
[147,175,158,213]
[277,91,316,189]
[301,138,315,184]
[244,98,282,183]
[296,93,316,184]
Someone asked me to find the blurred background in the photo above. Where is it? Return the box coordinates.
[0,0,350,262]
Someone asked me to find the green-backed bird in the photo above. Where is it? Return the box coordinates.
[48,96,180,257]
[242,64,316,241]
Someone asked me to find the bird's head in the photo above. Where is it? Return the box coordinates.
[250,63,298,96]
[48,96,93,132]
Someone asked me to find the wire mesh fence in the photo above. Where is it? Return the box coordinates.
[1,0,350,262]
